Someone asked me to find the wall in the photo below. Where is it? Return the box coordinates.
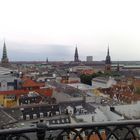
[75,113,94,123]
[4,99,17,108]
[0,75,16,91]
[0,95,4,105]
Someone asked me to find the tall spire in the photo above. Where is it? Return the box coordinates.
[107,44,110,56]
[105,45,111,72]
[105,45,111,64]
[1,41,9,67]
[2,41,8,60]
[46,57,48,63]
[117,61,120,72]
[74,44,79,62]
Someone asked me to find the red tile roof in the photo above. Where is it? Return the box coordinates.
[22,79,44,88]
[0,90,28,95]
[35,88,53,96]
[81,69,94,75]
[0,88,53,97]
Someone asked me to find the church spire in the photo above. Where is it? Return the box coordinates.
[117,61,120,72]
[46,57,48,63]
[105,45,111,72]
[74,45,79,62]
[2,41,8,60]
[107,45,110,56]
[1,41,9,67]
[105,45,111,65]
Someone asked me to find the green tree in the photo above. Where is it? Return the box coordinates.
[135,87,140,94]
[80,74,92,85]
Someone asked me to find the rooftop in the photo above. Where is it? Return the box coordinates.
[0,88,52,96]
[67,83,93,91]
[0,109,17,129]
[22,79,44,88]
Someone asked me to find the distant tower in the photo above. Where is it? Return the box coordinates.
[46,57,48,64]
[1,41,9,67]
[105,46,111,72]
[116,61,120,72]
[74,45,79,62]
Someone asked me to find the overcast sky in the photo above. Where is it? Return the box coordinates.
[0,0,140,61]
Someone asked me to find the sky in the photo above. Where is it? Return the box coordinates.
[0,0,140,61]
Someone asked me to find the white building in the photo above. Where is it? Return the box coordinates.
[70,66,93,73]
[92,77,117,89]
[0,67,19,91]
[75,108,108,123]
[67,83,93,92]
[0,67,15,75]
[87,56,93,62]
[0,74,19,91]
[114,101,140,119]
[86,56,93,62]
[100,106,124,121]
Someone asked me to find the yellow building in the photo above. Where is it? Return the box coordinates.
[3,99,17,108]
[0,90,28,107]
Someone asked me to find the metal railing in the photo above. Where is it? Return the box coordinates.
[0,120,140,140]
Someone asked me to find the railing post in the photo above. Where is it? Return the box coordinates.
[0,136,6,140]
[37,120,46,140]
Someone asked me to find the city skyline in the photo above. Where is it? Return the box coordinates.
[0,0,140,61]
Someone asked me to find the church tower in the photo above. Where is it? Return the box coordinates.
[105,46,111,72]
[74,45,79,62]
[116,61,120,72]
[46,57,48,64]
[1,41,9,67]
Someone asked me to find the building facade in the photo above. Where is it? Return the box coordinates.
[86,56,93,62]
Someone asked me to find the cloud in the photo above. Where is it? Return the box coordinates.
[0,41,74,61]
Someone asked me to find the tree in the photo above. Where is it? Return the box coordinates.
[135,87,140,94]
[80,74,92,85]
[80,71,121,86]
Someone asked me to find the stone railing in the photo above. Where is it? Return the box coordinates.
[0,120,140,140]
